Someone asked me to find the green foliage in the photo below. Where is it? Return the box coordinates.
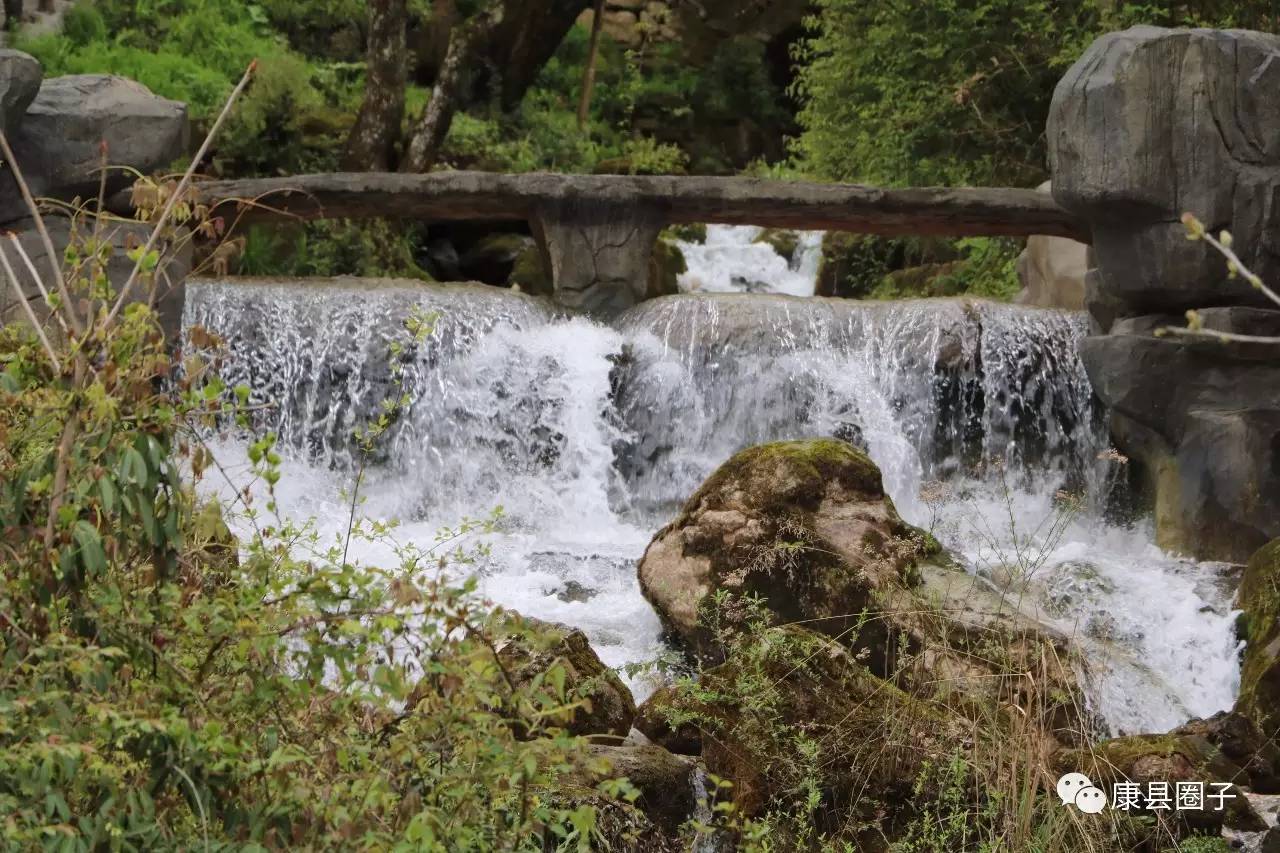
[18,0,362,177]
[793,0,1280,187]
[239,220,431,279]
[0,193,630,847]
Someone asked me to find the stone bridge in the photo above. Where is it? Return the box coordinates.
[134,171,1089,315]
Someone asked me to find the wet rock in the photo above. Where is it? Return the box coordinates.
[1080,329,1280,561]
[1174,710,1280,794]
[646,236,685,300]
[753,228,800,265]
[3,75,188,223]
[1236,539,1280,743]
[493,614,636,739]
[0,49,40,133]
[636,438,1086,745]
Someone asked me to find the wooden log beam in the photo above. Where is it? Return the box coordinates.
[122,171,1091,242]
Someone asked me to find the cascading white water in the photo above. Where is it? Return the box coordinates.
[672,225,823,296]
[185,260,1241,733]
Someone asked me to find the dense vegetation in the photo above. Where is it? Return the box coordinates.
[3,2,1280,848]
[22,0,1274,294]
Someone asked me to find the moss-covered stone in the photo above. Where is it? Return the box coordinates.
[634,685,703,756]
[646,237,686,300]
[493,614,636,739]
[637,439,921,661]
[666,223,707,244]
[1055,732,1265,831]
[1236,538,1280,740]
[753,228,800,265]
[508,241,553,297]
[669,624,965,831]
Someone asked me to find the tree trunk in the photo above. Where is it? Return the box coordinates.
[576,0,605,131]
[401,6,503,173]
[343,0,409,171]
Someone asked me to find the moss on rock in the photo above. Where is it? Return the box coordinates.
[753,228,800,265]
[646,237,686,300]
[1236,538,1280,739]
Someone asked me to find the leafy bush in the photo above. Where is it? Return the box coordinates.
[793,0,1280,187]
[0,105,633,848]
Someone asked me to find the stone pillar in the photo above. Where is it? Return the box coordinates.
[531,195,665,317]
[1048,26,1280,561]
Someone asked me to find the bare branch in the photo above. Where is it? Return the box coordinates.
[105,60,258,327]
[0,130,84,337]
[8,233,71,340]
[0,241,60,370]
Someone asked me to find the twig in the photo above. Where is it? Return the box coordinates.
[106,60,258,327]
[1155,325,1280,345]
[0,129,84,336]
[8,233,71,339]
[0,241,60,370]
[1182,212,1280,310]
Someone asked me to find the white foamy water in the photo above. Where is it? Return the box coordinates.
[184,257,1241,730]
[673,224,823,296]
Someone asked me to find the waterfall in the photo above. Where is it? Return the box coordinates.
[185,264,1241,735]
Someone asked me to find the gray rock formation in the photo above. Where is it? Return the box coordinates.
[4,74,187,220]
[0,217,192,341]
[0,48,39,133]
[1049,26,1280,323]
[1015,182,1088,310]
[1049,27,1280,560]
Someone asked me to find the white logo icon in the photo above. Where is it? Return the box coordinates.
[1057,773,1108,813]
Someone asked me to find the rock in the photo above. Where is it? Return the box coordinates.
[634,685,702,756]
[1055,733,1267,832]
[0,49,40,134]
[1048,26,1280,320]
[636,437,1086,744]
[556,743,698,850]
[1173,710,1280,794]
[493,614,636,739]
[2,75,188,224]
[1264,826,1280,853]
[753,228,799,265]
[646,236,685,300]
[457,232,537,286]
[1236,539,1280,742]
[1079,326,1280,561]
[669,623,965,829]
[508,240,552,297]
[531,196,664,316]
[666,222,706,244]
[0,216,191,341]
[636,438,923,661]
[1014,182,1088,310]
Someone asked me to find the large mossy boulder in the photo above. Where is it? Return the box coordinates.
[637,438,923,660]
[637,439,1087,745]
[493,615,636,740]
[1237,539,1280,740]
